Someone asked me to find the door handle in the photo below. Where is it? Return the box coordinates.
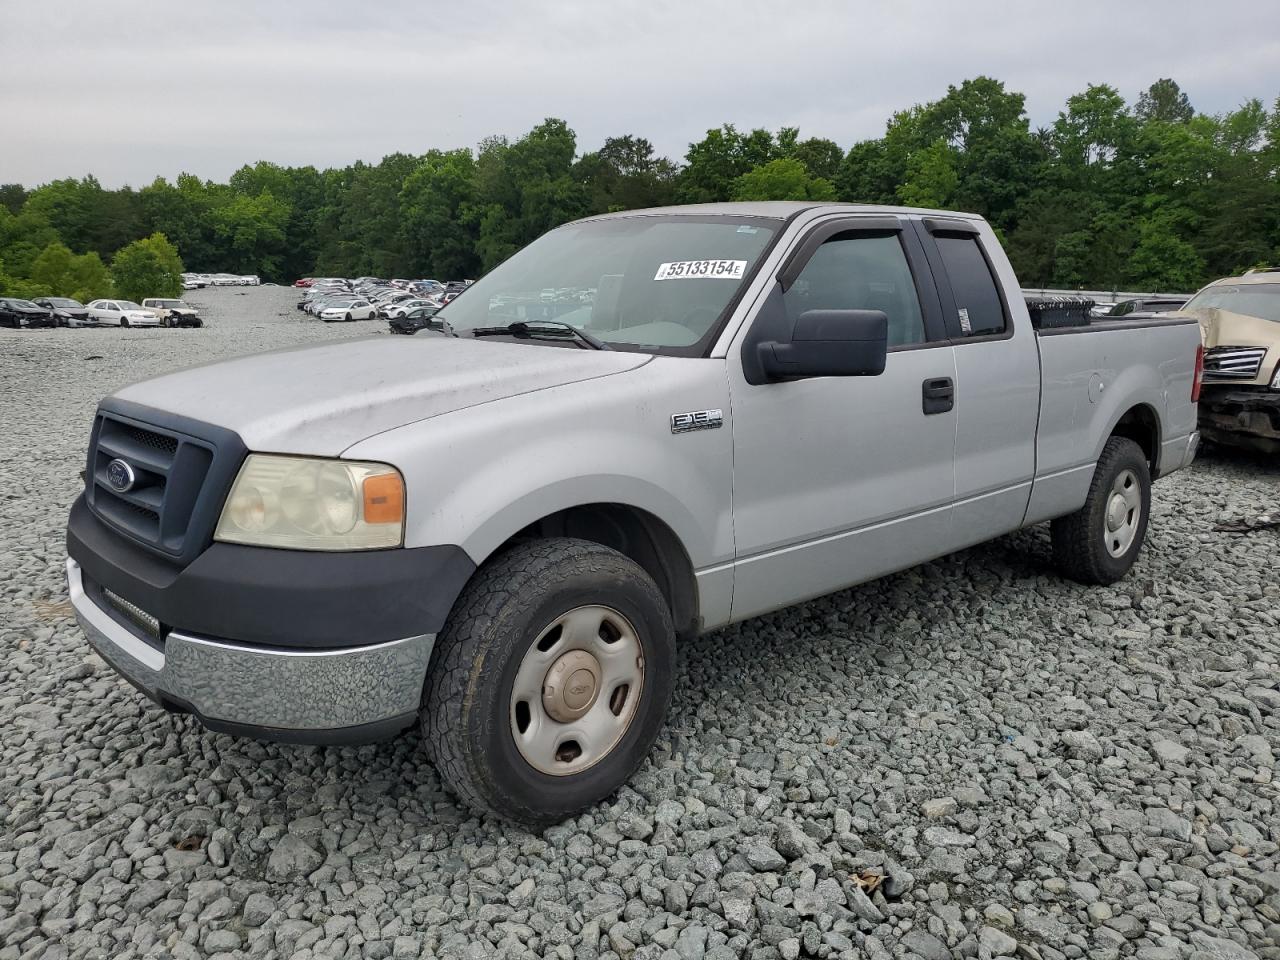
[922,377,954,415]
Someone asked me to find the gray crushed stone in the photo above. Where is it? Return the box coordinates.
[1,286,1277,959]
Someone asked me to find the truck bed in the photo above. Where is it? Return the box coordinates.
[1024,313,1201,526]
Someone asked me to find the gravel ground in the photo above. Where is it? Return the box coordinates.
[1,286,1278,960]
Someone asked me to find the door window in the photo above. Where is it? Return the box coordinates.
[934,235,1007,337]
[782,232,926,347]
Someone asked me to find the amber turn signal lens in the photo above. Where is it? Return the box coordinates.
[363,472,404,525]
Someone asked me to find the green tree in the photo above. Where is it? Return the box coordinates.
[110,233,185,301]
[211,191,290,277]
[1135,79,1194,124]
[0,184,26,215]
[731,158,836,201]
[400,149,481,279]
[29,241,77,295]
[788,137,844,181]
[679,125,783,202]
[67,251,114,301]
[897,141,959,208]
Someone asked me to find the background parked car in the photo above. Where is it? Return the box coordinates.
[0,297,58,328]
[142,298,204,328]
[383,298,439,319]
[34,297,90,327]
[1106,297,1189,319]
[319,298,377,322]
[86,299,162,327]
[388,304,442,335]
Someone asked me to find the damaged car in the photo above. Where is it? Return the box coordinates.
[1185,268,1280,453]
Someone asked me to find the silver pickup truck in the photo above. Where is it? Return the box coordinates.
[67,202,1203,823]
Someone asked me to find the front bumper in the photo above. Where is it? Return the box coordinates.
[67,558,432,743]
[1199,389,1280,452]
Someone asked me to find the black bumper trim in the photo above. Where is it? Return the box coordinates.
[68,494,476,649]
[164,694,418,745]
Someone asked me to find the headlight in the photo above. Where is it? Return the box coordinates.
[1271,363,1280,390]
[215,455,405,550]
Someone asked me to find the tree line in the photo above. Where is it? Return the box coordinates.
[1,77,1277,301]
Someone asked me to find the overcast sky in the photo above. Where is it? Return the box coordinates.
[3,0,1279,189]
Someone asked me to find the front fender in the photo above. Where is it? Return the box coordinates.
[343,356,735,572]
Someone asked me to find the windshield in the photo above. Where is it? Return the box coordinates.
[437,214,780,354]
[118,301,143,310]
[48,298,81,307]
[157,299,185,308]
[1183,283,1280,323]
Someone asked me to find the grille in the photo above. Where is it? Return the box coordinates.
[123,424,178,456]
[1203,346,1266,381]
[86,412,215,558]
[102,587,163,644]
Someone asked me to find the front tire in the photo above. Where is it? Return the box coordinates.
[423,538,676,824]
[1051,436,1151,585]
[344,312,353,322]
[120,317,129,327]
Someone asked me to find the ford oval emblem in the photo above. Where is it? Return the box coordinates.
[106,458,136,493]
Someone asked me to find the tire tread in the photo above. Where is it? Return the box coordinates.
[1051,436,1149,585]
[422,538,672,824]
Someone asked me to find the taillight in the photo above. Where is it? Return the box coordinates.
[1191,344,1204,403]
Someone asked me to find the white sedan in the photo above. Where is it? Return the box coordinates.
[319,299,378,322]
[86,299,163,327]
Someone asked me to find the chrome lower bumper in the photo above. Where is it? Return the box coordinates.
[67,558,433,739]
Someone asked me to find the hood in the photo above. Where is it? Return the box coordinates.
[111,335,651,455]
[1191,307,1279,350]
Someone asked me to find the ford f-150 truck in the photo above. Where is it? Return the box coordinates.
[66,203,1203,823]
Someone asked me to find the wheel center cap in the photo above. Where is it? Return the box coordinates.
[1106,495,1127,531]
[542,649,602,723]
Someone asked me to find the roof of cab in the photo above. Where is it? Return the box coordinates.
[574,201,986,224]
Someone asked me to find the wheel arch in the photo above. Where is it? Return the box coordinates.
[1107,402,1161,476]
[476,502,700,641]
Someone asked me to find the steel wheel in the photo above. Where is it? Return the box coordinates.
[1103,468,1142,557]
[509,604,645,776]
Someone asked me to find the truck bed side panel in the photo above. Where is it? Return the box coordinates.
[1026,318,1199,525]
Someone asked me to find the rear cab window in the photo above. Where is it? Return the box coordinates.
[917,221,1010,340]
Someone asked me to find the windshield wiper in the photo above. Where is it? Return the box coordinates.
[467,320,611,350]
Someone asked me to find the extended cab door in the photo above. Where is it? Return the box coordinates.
[727,216,958,622]
[912,219,1040,547]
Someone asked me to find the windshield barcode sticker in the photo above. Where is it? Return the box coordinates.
[654,260,747,281]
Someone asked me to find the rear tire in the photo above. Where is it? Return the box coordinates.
[422,538,675,824]
[1051,436,1151,585]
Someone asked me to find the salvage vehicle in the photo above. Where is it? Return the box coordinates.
[388,304,442,335]
[142,298,204,328]
[0,297,58,328]
[1182,268,1280,452]
[86,299,162,327]
[66,202,1202,824]
[34,297,91,327]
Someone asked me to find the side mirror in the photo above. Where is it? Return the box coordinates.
[757,309,888,381]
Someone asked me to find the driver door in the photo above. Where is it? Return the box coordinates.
[727,216,958,621]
